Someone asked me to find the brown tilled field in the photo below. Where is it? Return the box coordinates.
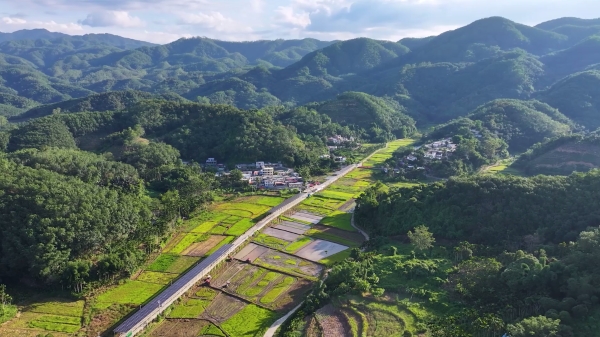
[201,292,246,323]
[182,235,226,256]
[315,304,351,337]
[149,319,208,337]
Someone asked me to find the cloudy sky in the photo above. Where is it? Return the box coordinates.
[0,0,598,44]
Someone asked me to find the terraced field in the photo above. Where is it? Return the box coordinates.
[0,300,84,337]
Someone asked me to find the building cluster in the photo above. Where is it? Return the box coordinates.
[205,158,304,189]
[327,135,354,145]
[422,138,457,160]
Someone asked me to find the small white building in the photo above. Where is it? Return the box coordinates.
[334,156,347,163]
[407,154,417,162]
[262,167,274,177]
[206,158,217,166]
[256,161,265,169]
[288,182,303,189]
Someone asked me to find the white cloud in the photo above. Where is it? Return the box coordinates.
[250,0,266,13]
[2,17,27,25]
[275,6,311,28]
[178,11,252,34]
[0,16,84,34]
[80,11,144,28]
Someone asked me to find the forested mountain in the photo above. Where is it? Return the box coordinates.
[536,71,600,128]
[514,133,600,175]
[1,17,600,130]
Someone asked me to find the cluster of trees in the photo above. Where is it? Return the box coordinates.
[351,171,600,335]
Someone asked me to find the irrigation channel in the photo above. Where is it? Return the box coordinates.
[114,163,360,337]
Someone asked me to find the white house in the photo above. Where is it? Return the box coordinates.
[262,167,274,177]
[407,154,418,162]
[206,158,217,166]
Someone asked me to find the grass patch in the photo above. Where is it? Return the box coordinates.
[146,253,179,272]
[284,237,313,254]
[319,249,352,266]
[0,305,17,324]
[168,298,211,318]
[216,202,270,218]
[164,256,200,274]
[205,236,234,256]
[137,271,177,285]
[225,218,255,236]
[320,211,356,232]
[28,300,84,317]
[221,304,278,337]
[253,233,289,250]
[167,233,210,254]
[195,287,218,300]
[222,215,244,224]
[285,259,297,265]
[201,323,226,336]
[260,277,295,304]
[95,281,164,310]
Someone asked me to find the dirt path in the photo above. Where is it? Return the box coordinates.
[350,208,369,242]
[263,302,304,337]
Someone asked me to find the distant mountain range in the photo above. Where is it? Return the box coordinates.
[2,17,600,132]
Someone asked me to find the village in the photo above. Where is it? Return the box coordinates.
[389,129,482,175]
[203,135,354,190]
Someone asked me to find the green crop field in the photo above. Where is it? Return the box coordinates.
[253,233,289,250]
[137,271,178,285]
[254,196,285,207]
[28,314,81,333]
[222,215,243,224]
[210,225,229,235]
[316,190,354,201]
[146,254,179,272]
[94,281,164,310]
[168,298,211,318]
[225,218,255,236]
[28,300,85,318]
[260,277,296,304]
[221,304,278,337]
[190,220,219,233]
[216,202,271,218]
[284,237,313,253]
[167,233,211,254]
[205,236,234,256]
[320,211,356,232]
[240,272,281,298]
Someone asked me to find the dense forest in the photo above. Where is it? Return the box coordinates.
[348,173,600,336]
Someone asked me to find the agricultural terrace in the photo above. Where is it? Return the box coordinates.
[0,300,85,337]
[79,195,286,335]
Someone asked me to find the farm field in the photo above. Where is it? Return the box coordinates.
[0,299,84,337]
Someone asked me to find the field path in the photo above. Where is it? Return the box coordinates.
[350,209,369,241]
[263,302,304,337]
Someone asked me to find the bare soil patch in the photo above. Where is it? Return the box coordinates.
[263,228,300,241]
[182,235,225,257]
[149,319,209,337]
[315,304,350,337]
[201,293,246,323]
[273,224,307,235]
[295,240,348,262]
[235,243,269,262]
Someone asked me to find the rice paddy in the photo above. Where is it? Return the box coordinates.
[94,281,165,310]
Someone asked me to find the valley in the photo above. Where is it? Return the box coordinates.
[2,13,600,337]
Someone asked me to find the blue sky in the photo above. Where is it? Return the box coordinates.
[0,0,599,44]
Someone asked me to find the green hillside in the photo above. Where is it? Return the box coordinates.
[405,16,568,63]
[467,99,573,152]
[541,36,600,81]
[313,92,416,141]
[514,134,600,175]
[15,90,186,120]
[537,70,600,128]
